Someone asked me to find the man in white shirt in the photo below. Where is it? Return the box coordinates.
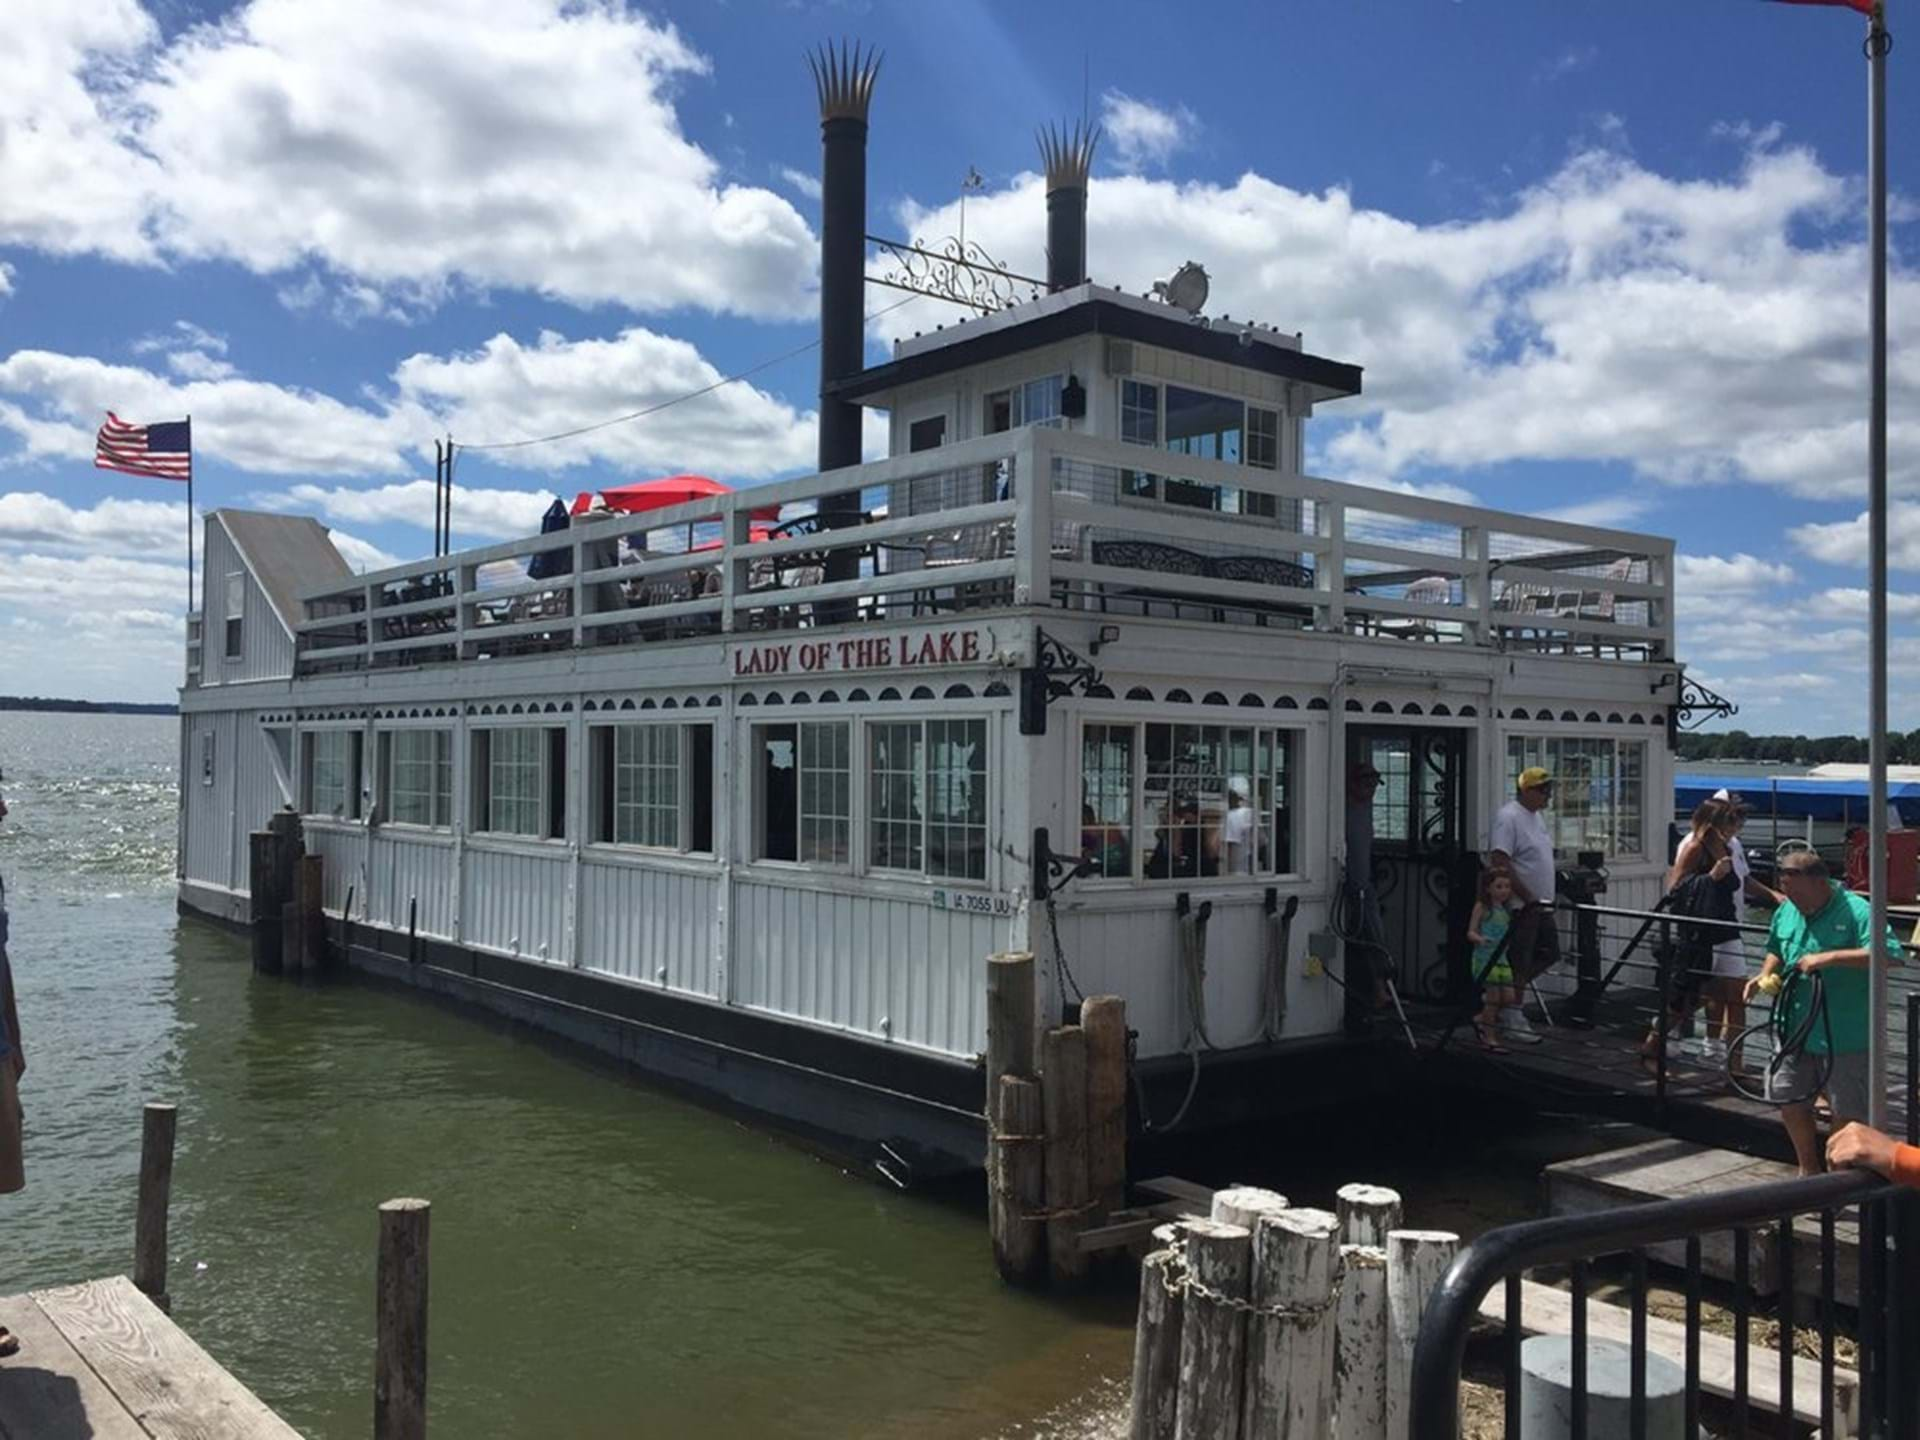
[1488,766,1560,1043]
[1219,778,1255,876]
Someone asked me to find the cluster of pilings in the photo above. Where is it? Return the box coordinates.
[1130,1182,1459,1440]
[247,808,334,978]
[985,953,1129,1289]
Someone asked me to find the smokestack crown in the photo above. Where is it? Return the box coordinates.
[809,41,882,124]
[1038,120,1099,192]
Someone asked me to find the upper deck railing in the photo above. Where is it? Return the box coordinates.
[291,429,1675,678]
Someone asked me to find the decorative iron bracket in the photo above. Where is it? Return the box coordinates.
[1032,826,1094,901]
[1670,671,1738,744]
[1019,627,1103,735]
[866,233,1046,314]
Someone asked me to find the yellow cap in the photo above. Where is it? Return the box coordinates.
[1518,767,1553,790]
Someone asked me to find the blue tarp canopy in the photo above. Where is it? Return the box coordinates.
[1676,772,1920,825]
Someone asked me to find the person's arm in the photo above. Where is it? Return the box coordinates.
[1467,901,1488,948]
[2,965,20,1079]
[1799,948,1871,973]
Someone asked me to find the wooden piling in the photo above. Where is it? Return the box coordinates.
[1333,1244,1389,1440]
[248,830,282,975]
[297,853,326,974]
[1040,1025,1091,1288]
[132,1102,177,1313]
[1336,1183,1404,1249]
[1173,1218,1251,1440]
[1243,1206,1339,1440]
[281,902,303,980]
[1210,1186,1289,1232]
[1081,995,1128,1222]
[986,952,1037,1084]
[1384,1229,1459,1440]
[375,1198,430,1440]
[1128,1247,1185,1440]
[990,1074,1046,1287]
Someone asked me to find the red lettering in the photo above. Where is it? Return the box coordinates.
[960,631,980,662]
[937,632,958,663]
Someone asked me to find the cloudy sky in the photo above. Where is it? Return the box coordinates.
[1,0,1914,729]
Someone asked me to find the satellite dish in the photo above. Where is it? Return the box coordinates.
[1152,261,1210,316]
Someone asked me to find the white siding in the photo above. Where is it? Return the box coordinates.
[1051,894,1341,1059]
[369,831,457,939]
[200,520,296,685]
[304,823,370,914]
[576,860,720,998]
[732,879,1004,1057]
[462,844,569,961]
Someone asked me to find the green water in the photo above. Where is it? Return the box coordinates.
[0,712,1134,1438]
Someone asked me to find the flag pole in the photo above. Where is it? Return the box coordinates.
[186,415,196,619]
[1866,0,1891,1132]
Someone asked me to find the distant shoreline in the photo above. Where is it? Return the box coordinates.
[0,698,177,716]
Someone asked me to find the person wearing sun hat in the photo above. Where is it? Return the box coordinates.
[1488,765,1560,1043]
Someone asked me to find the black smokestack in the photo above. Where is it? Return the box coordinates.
[1039,121,1098,292]
[809,42,880,475]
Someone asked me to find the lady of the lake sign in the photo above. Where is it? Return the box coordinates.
[731,625,997,677]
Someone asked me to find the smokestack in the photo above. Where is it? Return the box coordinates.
[1039,122,1098,293]
[809,42,881,475]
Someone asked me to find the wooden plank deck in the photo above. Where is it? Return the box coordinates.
[0,1276,300,1440]
[1544,1137,1860,1302]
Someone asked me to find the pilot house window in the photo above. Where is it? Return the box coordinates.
[304,729,360,818]
[867,718,988,881]
[473,726,565,839]
[1080,723,1298,881]
[1506,736,1646,858]
[757,721,851,865]
[384,729,453,828]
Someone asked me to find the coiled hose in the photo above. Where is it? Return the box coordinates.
[1726,967,1834,1107]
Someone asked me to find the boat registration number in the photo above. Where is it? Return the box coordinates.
[930,889,1015,917]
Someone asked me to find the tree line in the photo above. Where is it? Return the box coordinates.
[1676,729,1920,766]
[0,696,177,716]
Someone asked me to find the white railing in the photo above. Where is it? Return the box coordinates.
[185,611,203,686]
[293,429,1675,675]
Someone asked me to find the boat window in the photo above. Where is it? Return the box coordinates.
[473,725,565,839]
[908,415,947,452]
[1080,723,1134,879]
[1084,722,1297,881]
[303,729,361,819]
[592,723,714,854]
[865,718,989,881]
[224,572,245,660]
[1505,736,1646,858]
[382,729,452,828]
[756,721,850,864]
[200,731,215,785]
[1120,380,1159,498]
[984,376,1063,434]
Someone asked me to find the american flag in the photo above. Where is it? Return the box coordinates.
[95,412,192,481]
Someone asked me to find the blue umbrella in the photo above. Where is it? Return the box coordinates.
[526,498,571,580]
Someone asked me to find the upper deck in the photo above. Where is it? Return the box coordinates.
[278,428,1675,683]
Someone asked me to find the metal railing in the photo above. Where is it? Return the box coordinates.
[291,427,1677,676]
[1412,994,1920,1439]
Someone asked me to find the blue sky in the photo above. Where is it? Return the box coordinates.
[1,0,1915,726]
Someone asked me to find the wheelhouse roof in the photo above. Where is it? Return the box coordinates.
[828,284,1364,406]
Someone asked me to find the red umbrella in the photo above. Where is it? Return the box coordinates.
[570,475,780,522]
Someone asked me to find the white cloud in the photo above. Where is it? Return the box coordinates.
[1790,502,1920,571]
[2,324,819,483]
[0,492,188,556]
[778,167,823,202]
[1541,493,1653,529]
[1536,46,1598,85]
[2,0,818,320]
[269,480,555,541]
[328,529,404,573]
[1099,91,1196,172]
[881,137,1918,501]
[1807,587,1920,620]
[0,262,13,297]
[1673,552,1796,596]
[132,321,227,358]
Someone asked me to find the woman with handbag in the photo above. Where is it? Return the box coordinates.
[1640,798,1741,1070]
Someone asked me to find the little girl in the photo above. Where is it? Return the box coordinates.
[1468,867,1520,1053]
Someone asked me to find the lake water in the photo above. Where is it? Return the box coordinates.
[0,711,1136,1438]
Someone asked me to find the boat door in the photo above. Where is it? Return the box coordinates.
[1348,725,1474,1002]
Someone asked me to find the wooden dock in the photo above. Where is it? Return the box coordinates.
[1544,1136,1861,1302]
[0,1274,300,1440]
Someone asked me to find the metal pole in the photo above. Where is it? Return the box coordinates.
[185,415,194,616]
[1867,2,1891,1132]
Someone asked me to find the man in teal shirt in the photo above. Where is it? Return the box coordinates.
[1745,851,1905,1175]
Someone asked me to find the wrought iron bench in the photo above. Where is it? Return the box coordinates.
[1088,541,1315,624]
